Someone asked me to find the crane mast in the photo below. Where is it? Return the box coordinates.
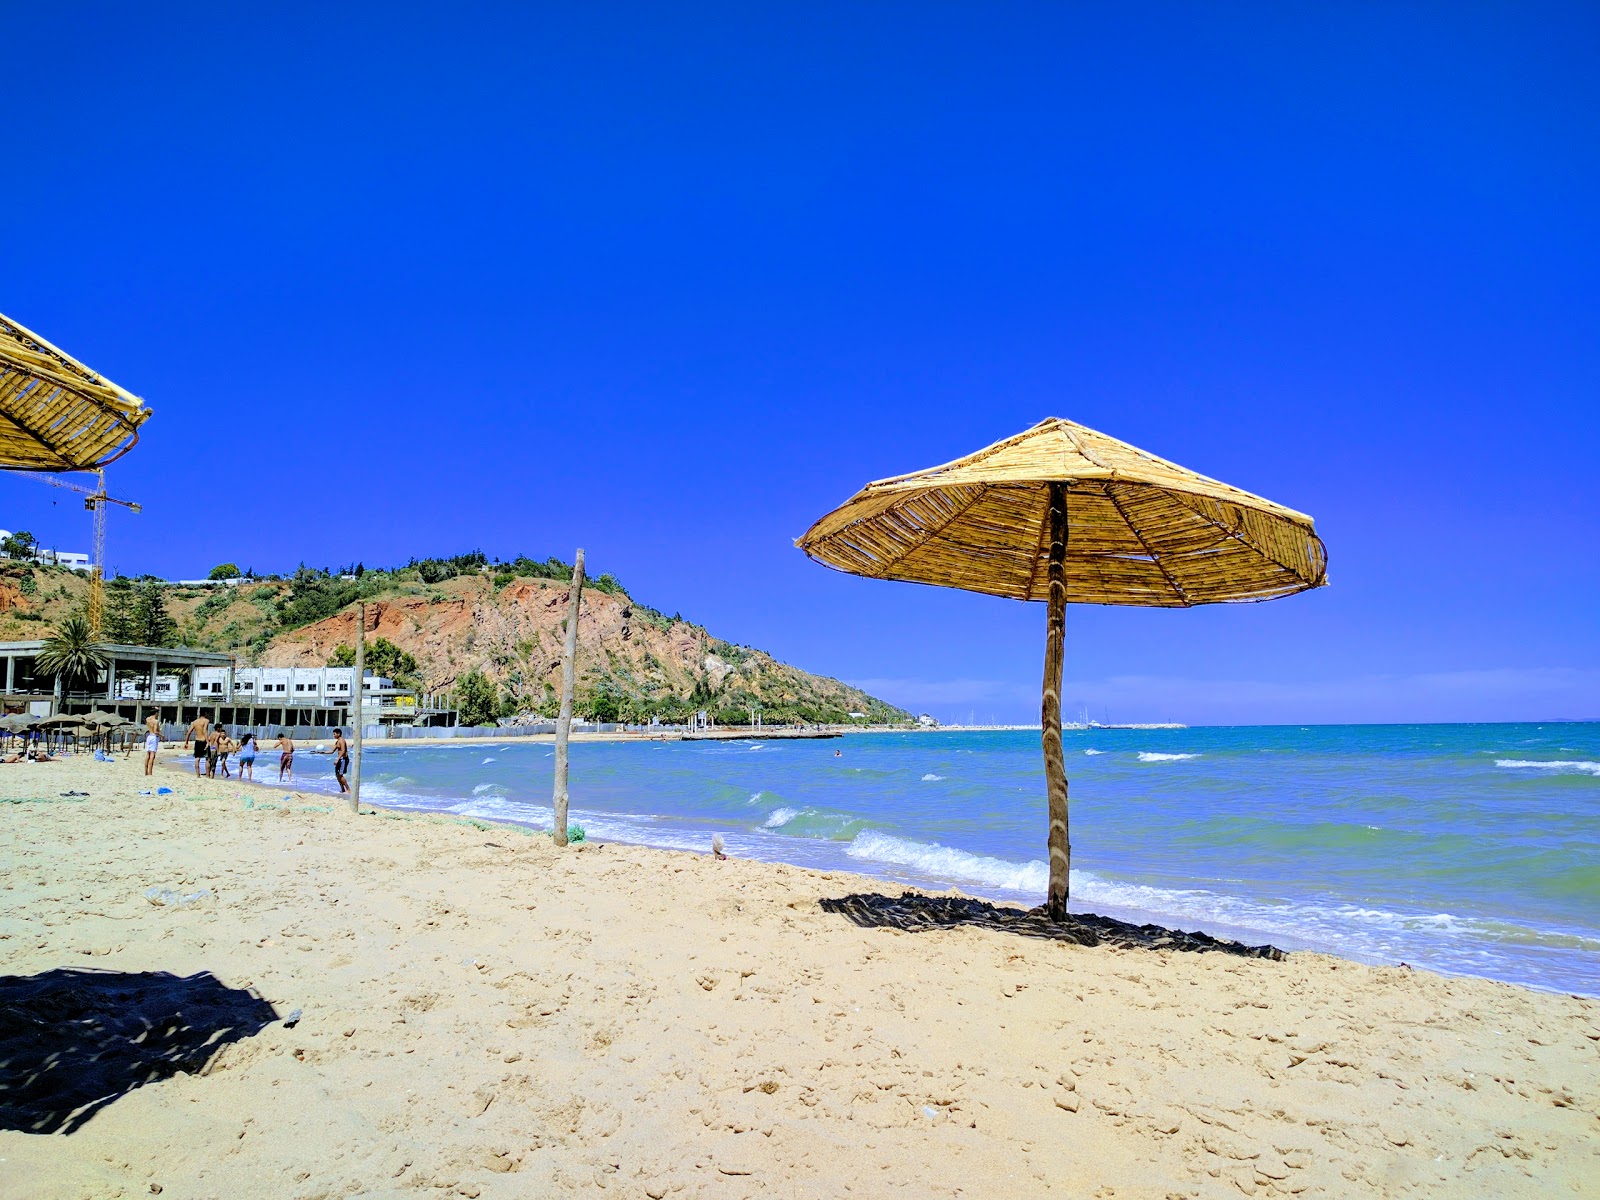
[14,469,141,637]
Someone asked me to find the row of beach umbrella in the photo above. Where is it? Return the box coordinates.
[2,710,142,750]
[1,711,138,731]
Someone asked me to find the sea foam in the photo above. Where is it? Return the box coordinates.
[921,773,945,781]
[765,807,801,828]
[1138,752,1199,762]
[1496,759,1600,777]
[846,829,1049,893]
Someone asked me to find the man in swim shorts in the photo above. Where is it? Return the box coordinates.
[144,713,161,776]
[332,728,351,794]
[183,713,211,777]
[205,726,223,777]
[276,730,294,781]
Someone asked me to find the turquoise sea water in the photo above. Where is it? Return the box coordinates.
[219,723,1600,995]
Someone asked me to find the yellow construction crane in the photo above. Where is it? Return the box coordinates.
[14,469,141,636]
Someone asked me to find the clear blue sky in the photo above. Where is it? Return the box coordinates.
[5,4,1596,724]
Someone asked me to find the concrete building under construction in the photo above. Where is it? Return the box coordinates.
[0,639,455,737]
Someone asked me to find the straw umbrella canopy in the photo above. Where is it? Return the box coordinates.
[36,714,87,729]
[78,709,126,727]
[797,416,1327,920]
[0,712,38,746]
[0,311,151,470]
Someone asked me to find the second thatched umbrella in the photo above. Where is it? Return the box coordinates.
[797,416,1327,920]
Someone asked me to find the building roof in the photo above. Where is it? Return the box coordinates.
[0,640,234,667]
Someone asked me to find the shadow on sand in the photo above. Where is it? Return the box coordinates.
[0,967,281,1134]
[820,892,1286,960]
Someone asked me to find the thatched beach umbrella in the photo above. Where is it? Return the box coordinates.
[797,417,1327,920]
[80,710,133,749]
[36,714,87,729]
[0,712,38,747]
[0,312,151,470]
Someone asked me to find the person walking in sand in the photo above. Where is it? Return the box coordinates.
[237,732,258,781]
[205,725,224,777]
[144,713,161,776]
[332,728,351,794]
[216,730,234,778]
[276,730,294,781]
[183,713,211,777]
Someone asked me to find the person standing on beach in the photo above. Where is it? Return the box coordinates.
[143,713,161,776]
[216,730,234,778]
[237,732,258,781]
[332,728,351,794]
[205,725,223,777]
[183,713,211,777]
[276,730,294,781]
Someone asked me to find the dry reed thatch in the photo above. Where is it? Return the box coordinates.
[796,416,1326,606]
[797,416,1328,919]
[0,312,151,471]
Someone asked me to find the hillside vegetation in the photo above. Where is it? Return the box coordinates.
[0,555,910,726]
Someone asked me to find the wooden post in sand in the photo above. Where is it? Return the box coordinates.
[1042,482,1071,920]
[552,549,585,847]
[350,603,365,815]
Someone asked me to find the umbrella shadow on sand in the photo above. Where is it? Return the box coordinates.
[820,892,1285,960]
[0,967,281,1134]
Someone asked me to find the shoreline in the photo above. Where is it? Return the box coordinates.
[3,755,1597,1197]
[151,747,1598,999]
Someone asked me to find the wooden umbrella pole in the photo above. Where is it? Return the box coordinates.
[350,602,364,814]
[1042,481,1071,920]
[552,548,585,848]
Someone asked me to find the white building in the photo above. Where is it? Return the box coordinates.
[118,674,181,700]
[192,665,396,705]
[0,530,91,572]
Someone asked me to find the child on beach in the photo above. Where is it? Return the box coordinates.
[237,733,257,781]
[276,731,294,781]
[217,732,234,778]
[205,727,223,777]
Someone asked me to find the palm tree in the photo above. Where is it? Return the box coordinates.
[37,615,111,692]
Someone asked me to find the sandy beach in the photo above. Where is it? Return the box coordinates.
[2,754,1596,1199]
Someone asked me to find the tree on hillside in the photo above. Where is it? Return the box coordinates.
[454,670,498,727]
[330,637,418,686]
[583,680,621,723]
[36,615,110,691]
[208,563,241,580]
[103,576,139,642]
[278,566,360,628]
[1,531,39,562]
[133,579,177,647]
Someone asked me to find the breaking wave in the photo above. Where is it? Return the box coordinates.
[1496,759,1600,777]
[846,830,1049,893]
